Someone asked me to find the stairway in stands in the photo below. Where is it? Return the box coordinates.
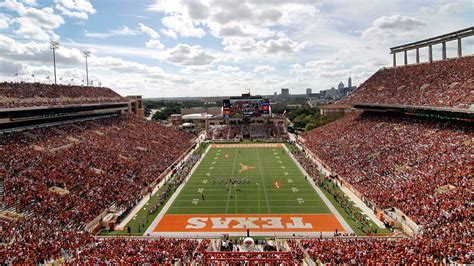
[0,181,34,219]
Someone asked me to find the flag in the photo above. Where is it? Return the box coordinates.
[282,110,287,117]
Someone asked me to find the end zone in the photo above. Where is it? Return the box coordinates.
[150,214,345,237]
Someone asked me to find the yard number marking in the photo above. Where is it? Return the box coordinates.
[192,199,199,205]
[292,187,299,193]
[297,198,304,204]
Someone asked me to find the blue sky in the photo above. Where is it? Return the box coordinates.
[0,0,472,97]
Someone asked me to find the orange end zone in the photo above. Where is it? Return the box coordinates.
[211,144,284,148]
[153,214,345,233]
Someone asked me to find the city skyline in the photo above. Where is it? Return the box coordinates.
[0,0,473,97]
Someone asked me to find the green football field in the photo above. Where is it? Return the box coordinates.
[166,144,331,215]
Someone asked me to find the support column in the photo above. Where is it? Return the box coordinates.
[428,45,433,62]
[393,52,396,67]
[404,50,408,65]
[442,42,447,60]
[457,38,462,57]
[416,48,420,63]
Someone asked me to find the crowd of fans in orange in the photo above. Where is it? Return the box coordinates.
[0,115,194,263]
[71,238,199,264]
[298,111,472,264]
[0,82,125,108]
[341,56,473,109]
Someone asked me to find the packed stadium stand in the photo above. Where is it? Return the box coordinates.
[340,56,474,110]
[297,55,472,264]
[0,84,196,263]
[0,82,125,108]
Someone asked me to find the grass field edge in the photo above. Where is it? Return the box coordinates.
[283,144,355,234]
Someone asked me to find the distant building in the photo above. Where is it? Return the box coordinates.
[325,87,339,99]
[306,88,312,96]
[281,88,289,98]
[317,77,356,100]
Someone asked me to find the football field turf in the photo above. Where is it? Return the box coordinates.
[149,143,348,236]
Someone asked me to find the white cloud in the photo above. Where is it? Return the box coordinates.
[257,37,307,54]
[149,0,317,55]
[54,0,96,20]
[0,13,12,29]
[139,23,160,38]
[161,14,206,38]
[1,0,65,40]
[85,26,140,39]
[254,65,276,73]
[164,44,215,66]
[361,15,427,41]
[218,65,240,72]
[420,2,467,16]
[145,39,165,49]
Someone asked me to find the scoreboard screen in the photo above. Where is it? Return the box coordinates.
[223,97,270,119]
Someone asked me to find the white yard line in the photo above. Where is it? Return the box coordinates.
[284,144,354,234]
[224,149,239,213]
[255,148,271,213]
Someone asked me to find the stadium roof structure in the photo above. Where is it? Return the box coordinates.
[389,26,474,66]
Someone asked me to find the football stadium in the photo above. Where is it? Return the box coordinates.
[0,1,473,265]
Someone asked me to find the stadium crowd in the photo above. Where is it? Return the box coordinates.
[298,111,472,264]
[0,115,194,263]
[0,82,125,108]
[71,238,199,263]
[341,56,474,109]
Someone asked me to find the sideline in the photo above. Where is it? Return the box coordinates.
[145,141,212,236]
[283,144,354,234]
[295,141,385,229]
[118,133,205,228]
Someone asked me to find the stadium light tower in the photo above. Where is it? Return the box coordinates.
[83,51,91,86]
[50,41,59,84]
